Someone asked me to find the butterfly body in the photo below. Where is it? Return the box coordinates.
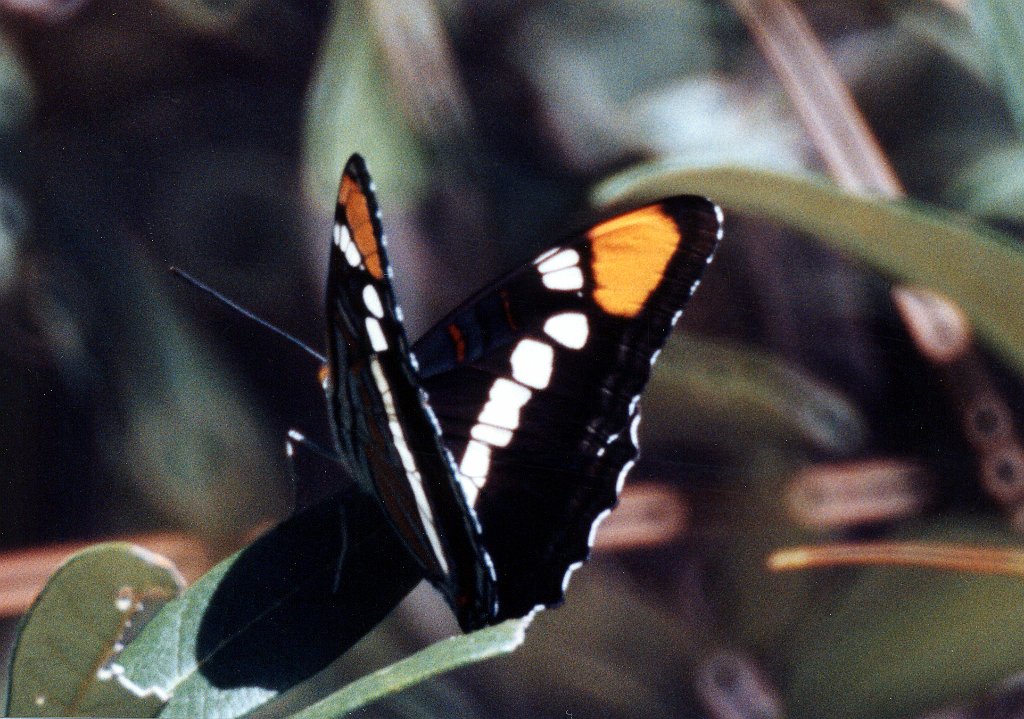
[325,154,721,630]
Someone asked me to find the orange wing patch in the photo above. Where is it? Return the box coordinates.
[588,205,681,318]
[339,173,385,280]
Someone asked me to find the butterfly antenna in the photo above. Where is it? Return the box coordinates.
[170,266,327,364]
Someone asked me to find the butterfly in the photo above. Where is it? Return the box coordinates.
[323,154,721,631]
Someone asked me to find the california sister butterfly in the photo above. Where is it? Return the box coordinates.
[322,154,721,631]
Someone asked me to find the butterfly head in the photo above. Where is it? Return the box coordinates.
[317,363,332,392]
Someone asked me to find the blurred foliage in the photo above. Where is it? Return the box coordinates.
[304,0,429,213]
[967,0,1024,137]
[1,0,1024,718]
[952,144,1024,221]
[644,335,870,459]
[781,516,1024,719]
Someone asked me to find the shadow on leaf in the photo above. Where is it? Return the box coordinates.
[193,488,421,692]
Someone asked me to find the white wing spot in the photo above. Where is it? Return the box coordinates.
[365,317,389,352]
[459,375,539,505]
[542,267,584,291]
[344,238,362,267]
[537,248,580,274]
[458,474,482,506]
[471,422,513,447]
[458,438,492,506]
[370,357,448,572]
[389,420,417,470]
[479,378,532,429]
[460,439,491,480]
[543,312,589,349]
[334,223,352,251]
[369,356,393,405]
[510,339,554,389]
[362,284,385,318]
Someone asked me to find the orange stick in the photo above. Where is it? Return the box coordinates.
[767,542,1024,577]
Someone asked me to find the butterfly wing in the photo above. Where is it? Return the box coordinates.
[323,154,496,630]
[413,198,722,620]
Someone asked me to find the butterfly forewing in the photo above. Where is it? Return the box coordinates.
[413,197,722,620]
[323,155,496,629]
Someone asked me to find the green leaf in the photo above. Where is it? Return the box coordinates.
[645,336,868,458]
[5,543,184,718]
[968,0,1024,137]
[284,618,531,719]
[104,492,420,719]
[595,165,1024,378]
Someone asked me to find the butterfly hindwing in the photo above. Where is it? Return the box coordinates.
[413,197,722,620]
[323,155,495,630]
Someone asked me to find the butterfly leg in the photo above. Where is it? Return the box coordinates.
[332,500,349,593]
[285,429,352,590]
[285,428,353,515]
[286,428,342,464]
